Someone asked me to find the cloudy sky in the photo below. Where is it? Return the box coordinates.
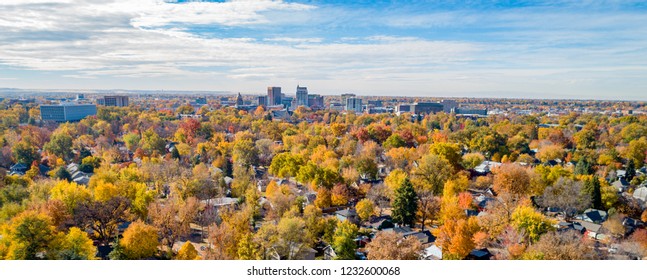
[0,0,646,100]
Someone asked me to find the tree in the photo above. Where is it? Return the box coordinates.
[626,159,636,182]
[57,227,97,260]
[429,142,462,169]
[176,241,200,260]
[141,128,165,156]
[74,196,131,242]
[511,205,552,243]
[171,147,181,160]
[523,231,597,260]
[411,154,452,195]
[626,138,647,168]
[582,176,603,210]
[436,217,480,259]
[383,134,406,150]
[11,140,40,165]
[384,169,407,198]
[50,180,92,213]
[269,153,304,179]
[1,211,56,260]
[148,196,199,257]
[462,152,485,169]
[536,144,564,162]
[574,157,594,176]
[493,164,531,196]
[44,133,73,160]
[331,184,350,206]
[276,217,309,260]
[314,187,332,209]
[366,231,422,260]
[303,205,324,243]
[540,178,590,218]
[355,199,375,222]
[121,221,159,260]
[355,156,378,180]
[237,232,260,260]
[603,214,626,238]
[417,188,439,230]
[332,221,358,260]
[392,178,418,227]
[54,167,72,182]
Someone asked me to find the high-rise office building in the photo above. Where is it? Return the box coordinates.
[341,93,356,106]
[257,96,267,106]
[296,86,308,107]
[41,104,97,122]
[308,94,324,109]
[101,95,129,107]
[346,97,363,113]
[267,87,282,106]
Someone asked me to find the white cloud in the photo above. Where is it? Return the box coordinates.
[0,0,646,100]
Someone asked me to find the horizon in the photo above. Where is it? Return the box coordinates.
[1,1,647,100]
[1,87,646,103]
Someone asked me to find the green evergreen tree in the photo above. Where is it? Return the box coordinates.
[392,178,418,227]
[171,147,181,160]
[575,157,592,176]
[54,167,72,182]
[583,176,602,209]
[626,159,636,182]
[108,237,125,260]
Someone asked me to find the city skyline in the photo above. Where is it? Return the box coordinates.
[1,1,647,100]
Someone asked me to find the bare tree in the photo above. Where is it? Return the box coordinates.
[539,177,590,219]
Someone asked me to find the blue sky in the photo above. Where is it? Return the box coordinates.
[0,0,646,100]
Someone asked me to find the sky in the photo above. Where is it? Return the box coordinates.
[0,0,646,100]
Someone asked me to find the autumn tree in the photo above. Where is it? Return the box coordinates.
[57,227,97,260]
[12,139,40,165]
[493,164,531,196]
[276,217,310,260]
[511,205,552,243]
[120,221,159,260]
[44,132,74,160]
[332,221,358,260]
[148,196,199,256]
[523,231,597,260]
[436,217,480,260]
[74,196,131,242]
[355,198,375,222]
[366,231,422,260]
[331,184,350,206]
[411,154,452,195]
[392,178,418,227]
[0,211,57,260]
[539,178,590,218]
[176,241,200,260]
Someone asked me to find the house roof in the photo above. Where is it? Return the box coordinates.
[468,248,492,259]
[10,163,28,172]
[336,209,357,217]
[633,187,647,201]
[573,220,603,233]
[577,209,608,224]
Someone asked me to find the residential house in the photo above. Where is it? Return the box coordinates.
[335,209,360,224]
[575,209,608,224]
[633,187,647,203]
[613,178,631,192]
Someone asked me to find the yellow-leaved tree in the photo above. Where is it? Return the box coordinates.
[120,221,159,260]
